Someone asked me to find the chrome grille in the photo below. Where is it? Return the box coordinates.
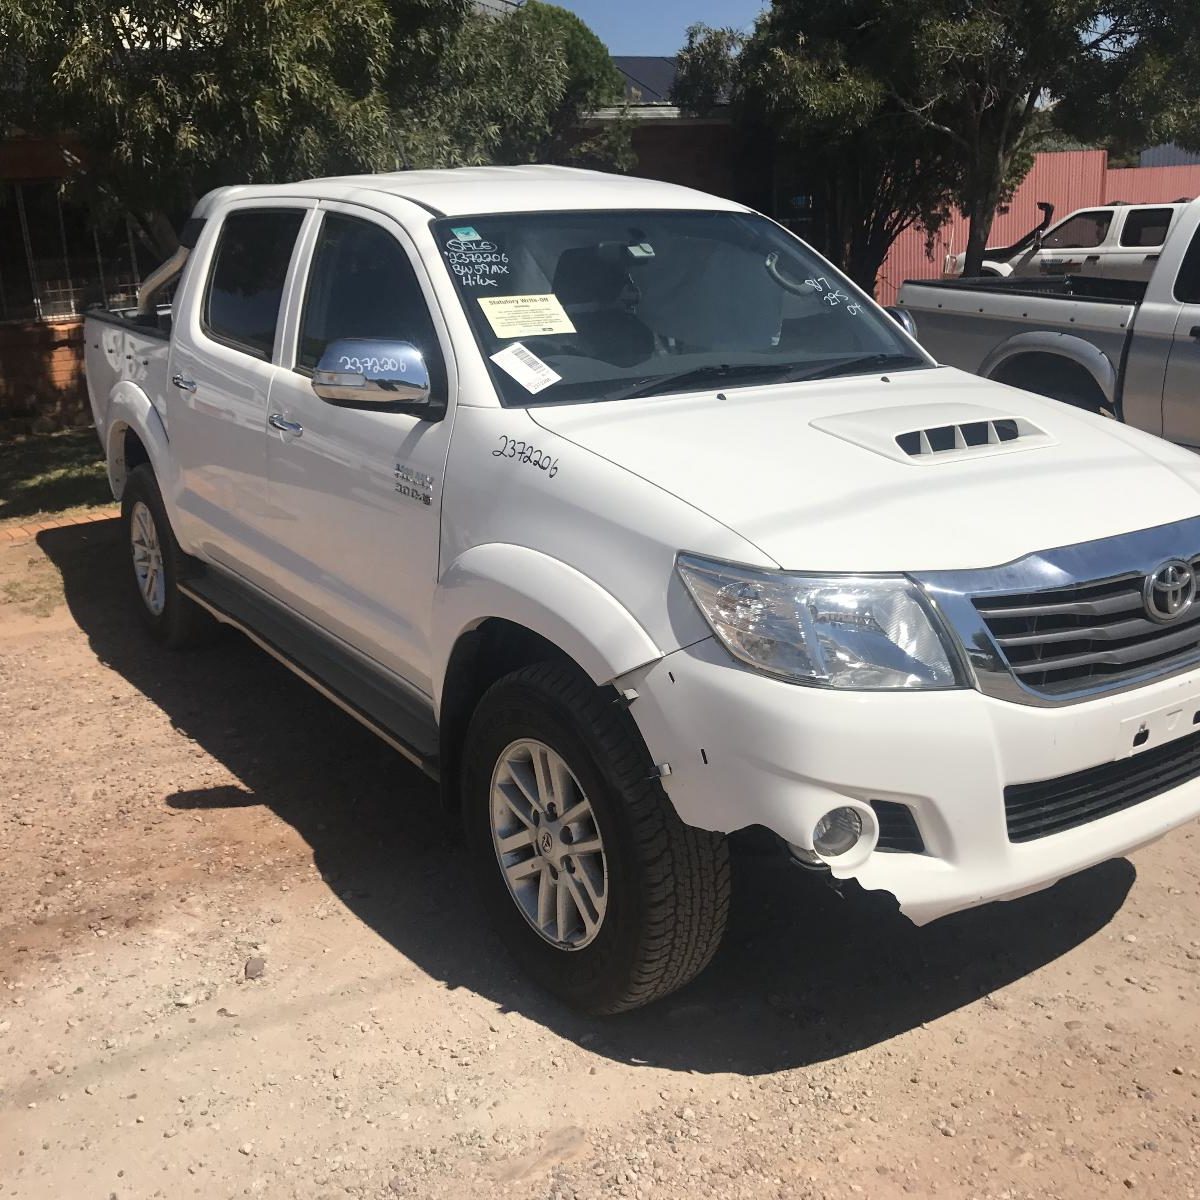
[974,559,1200,695]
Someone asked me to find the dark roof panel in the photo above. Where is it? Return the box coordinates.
[1140,143,1200,168]
[612,56,679,105]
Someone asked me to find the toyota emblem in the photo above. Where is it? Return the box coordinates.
[1144,559,1197,623]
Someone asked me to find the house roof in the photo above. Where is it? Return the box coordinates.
[612,56,679,105]
[1140,143,1200,168]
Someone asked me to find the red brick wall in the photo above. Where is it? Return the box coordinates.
[629,121,741,200]
[0,320,89,430]
[0,136,79,181]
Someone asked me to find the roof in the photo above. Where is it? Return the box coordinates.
[1140,143,1200,168]
[612,56,679,105]
[195,165,746,219]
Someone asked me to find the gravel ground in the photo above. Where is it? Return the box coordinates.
[2,519,1199,1200]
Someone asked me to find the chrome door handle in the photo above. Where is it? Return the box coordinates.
[171,373,197,393]
[268,413,303,436]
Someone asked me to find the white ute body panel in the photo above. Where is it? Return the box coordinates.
[85,166,1200,931]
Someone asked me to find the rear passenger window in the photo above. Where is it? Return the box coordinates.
[297,214,441,372]
[1120,208,1173,248]
[203,210,304,359]
[1042,211,1113,249]
[1175,227,1200,303]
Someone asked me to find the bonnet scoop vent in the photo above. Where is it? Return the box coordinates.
[811,404,1056,466]
[896,416,1045,458]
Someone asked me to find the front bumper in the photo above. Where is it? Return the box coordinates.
[622,637,1200,925]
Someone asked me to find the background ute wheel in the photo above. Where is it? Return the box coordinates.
[120,464,215,648]
[464,661,730,1014]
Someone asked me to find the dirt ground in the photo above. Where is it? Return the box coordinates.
[1,520,1199,1200]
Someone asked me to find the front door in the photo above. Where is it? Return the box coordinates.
[1023,209,1113,278]
[1161,227,1200,446]
[262,204,456,695]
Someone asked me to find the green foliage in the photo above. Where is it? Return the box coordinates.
[672,24,744,116]
[879,0,1200,271]
[675,8,959,291]
[410,1,631,169]
[1,0,466,252]
[0,0,629,255]
[494,1,631,169]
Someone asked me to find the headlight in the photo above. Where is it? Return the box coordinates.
[676,553,962,690]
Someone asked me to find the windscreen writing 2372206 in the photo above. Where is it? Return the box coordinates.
[434,211,928,407]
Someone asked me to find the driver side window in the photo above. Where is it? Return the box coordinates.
[1042,211,1112,250]
[297,213,441,373]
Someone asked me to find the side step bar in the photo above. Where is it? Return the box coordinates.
[180,569,440,780]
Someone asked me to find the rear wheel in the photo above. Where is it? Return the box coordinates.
[463,661,730,1014]
[121,465,215,648]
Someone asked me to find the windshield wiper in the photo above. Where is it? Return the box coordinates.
[611,362,795,402]
[786,353,927,383]
[608,353,927,403]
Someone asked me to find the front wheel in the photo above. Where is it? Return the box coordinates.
[463,662,730,1014]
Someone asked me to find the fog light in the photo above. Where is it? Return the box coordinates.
[813,807,863,857]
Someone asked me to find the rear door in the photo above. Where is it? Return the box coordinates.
[1102,206,1177,281]
[168,202,313,576]
[261,202,456,694]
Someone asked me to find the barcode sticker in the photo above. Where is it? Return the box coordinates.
[489,342,562,395]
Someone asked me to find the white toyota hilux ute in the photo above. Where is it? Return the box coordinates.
[85,166,1200,1014]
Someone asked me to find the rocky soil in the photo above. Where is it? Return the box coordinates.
[1,520,1199,1200]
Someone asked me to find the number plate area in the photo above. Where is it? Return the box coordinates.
[1118,696,1200,758]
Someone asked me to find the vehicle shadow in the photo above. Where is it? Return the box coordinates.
[39,520,1135,1075]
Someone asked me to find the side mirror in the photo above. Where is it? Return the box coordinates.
[311,339,434,413]
[884,305,918,339]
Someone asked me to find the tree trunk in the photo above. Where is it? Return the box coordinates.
[962,151,1006,277]
[845,230,890,295]
[962,206,991,277]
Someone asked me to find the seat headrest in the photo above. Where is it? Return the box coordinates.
[552,247,630,307]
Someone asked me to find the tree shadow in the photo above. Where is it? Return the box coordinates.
[38,520,1135,1075]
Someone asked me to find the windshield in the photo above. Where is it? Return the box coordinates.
[432,210,929,407]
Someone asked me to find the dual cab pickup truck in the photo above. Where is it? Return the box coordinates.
[942,200,1191,282]
[87,166,1200,1013]
[899,198,1200,444]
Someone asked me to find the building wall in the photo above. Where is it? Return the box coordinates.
[628,119,743,203]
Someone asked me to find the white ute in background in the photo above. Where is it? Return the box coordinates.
[942,200,1191,281]
[84,166,1200,1013]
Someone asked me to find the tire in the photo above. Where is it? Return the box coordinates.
[121,464,215,649]
[462,661,730,1014]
